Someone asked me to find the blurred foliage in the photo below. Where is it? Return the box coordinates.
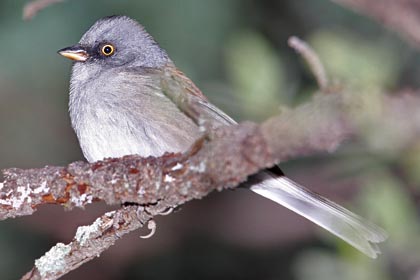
[124,235,300,280]
[402,142,420,186]
[309,30,401,89]
[0,0,420,279]
[225,31,287,121]
[294,250,390,280]
[361,171,420,254]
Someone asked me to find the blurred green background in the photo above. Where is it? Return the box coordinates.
[1,0,420,279]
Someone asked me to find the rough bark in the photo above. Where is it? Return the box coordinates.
[1,91,419,279]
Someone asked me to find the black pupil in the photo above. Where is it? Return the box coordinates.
[104,46,112,54]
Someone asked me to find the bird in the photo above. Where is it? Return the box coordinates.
[58,15,387,258]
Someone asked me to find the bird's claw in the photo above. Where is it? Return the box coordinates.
[158,207,174,216]
[140,219,157,239]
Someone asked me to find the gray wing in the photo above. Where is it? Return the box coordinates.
[195,99,237,126]
[159,66,387,258]
[160,66,236,128]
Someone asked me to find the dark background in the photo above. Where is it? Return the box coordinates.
[1,0,419,279]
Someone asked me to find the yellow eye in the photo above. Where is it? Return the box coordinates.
[101,44,115,56]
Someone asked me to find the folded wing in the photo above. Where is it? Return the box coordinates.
[160,67,388,257]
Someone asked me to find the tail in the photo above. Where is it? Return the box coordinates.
[250,174,388,258]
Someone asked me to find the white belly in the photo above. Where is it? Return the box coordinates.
[74,103,198,163]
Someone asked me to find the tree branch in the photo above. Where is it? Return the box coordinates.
[21,205,150,280]
[332,0,420,49]
[1,94,352,222]
[1,90,418,279]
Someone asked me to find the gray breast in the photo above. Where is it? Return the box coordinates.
[69,65,200,162]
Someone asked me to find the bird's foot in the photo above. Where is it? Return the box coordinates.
[140,219,157,239]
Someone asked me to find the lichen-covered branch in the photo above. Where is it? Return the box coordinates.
[21,205,150,280]
[0,93,349,222]
[1,90,419,279]
[2,92,420,224]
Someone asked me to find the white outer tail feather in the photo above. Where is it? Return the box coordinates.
[250,176,388,258]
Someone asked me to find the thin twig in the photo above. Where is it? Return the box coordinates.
[23,0,64,21]
[288,36,329,92]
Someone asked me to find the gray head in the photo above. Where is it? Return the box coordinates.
[58,16,171,68]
